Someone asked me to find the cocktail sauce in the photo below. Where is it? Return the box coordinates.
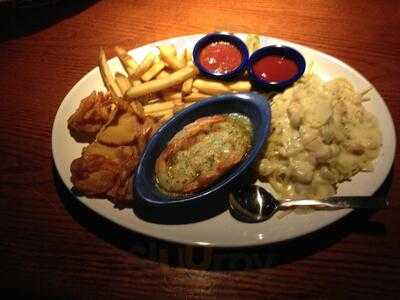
[199,41,242,74]
[253,55,298,82]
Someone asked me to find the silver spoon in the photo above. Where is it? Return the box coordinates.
[229,184,388,223]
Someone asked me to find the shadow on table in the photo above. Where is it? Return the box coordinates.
[0,0,99,42]
[53,163,392,270]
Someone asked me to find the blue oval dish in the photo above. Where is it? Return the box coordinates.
[193,33,249,81]
[248,45,306,90]
[134,92,271,209]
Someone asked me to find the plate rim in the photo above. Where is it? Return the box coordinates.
[52,33,396,247]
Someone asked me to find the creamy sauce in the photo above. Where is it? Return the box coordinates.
[155,114,252,195]
[257,74,382,200]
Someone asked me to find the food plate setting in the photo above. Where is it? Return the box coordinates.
[52,33,396,247]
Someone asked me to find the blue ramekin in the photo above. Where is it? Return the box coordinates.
[134,92,271,209]
[193,33,249,81]
[248,45,306,90]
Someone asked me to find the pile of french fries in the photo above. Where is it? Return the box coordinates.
[98,34,261,122]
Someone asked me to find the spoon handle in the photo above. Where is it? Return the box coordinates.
[279,196,388,209]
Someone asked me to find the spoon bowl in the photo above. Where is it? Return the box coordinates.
[229,185,279,223]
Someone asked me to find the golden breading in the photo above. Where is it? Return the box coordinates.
[69,92,161,204]
[71,142,139,204]
[96,111,140,146]
[67,91,116,134]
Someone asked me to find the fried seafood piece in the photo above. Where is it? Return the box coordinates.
[69,90,162,204]
[155,115,252,194]
[96,98,159,147]
[70,142,139,204]
[67,91,116,134]
[136,117,161,152]
[96,100,140,146]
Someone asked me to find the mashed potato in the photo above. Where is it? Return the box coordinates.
[257,74,382,199]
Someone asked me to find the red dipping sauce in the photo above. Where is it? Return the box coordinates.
[199,41,242,74]
[253,55,299,82]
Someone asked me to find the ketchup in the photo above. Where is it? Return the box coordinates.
[199,41,242,74]
[253,55,298,82]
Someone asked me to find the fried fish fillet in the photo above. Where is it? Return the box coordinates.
[69,92,161,205]
[71,142,139,204]
[67,91,116,134]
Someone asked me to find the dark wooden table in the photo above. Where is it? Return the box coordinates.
[1,0,399,299]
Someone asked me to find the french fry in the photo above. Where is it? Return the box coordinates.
[178,50,186,66]
[155,70,171,79]
[159,44,177,56]
[143,100,181,114]
[132,53,155,79]
[246,34,260,54]
[159,112,174,123]
[114,46,138,76]
[162,91,182,101]
[148,98,162,104]
[158,45,185,71]
[227,81,252,92]
[173,103,186,113]
[184,91,211,102]
[98,48,122,98]
[192,79,230,95]
[185,48,193,65]
[136,93,160,105]
[141,60,166,81]
[131,80,158,104]
[126,66,197,99]
[115,72,132,95]
[146,108,174,118]
[181,77,193,95]
[132,79,142,86]
[173,102,195,114]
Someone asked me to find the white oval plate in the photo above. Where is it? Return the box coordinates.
[52,34,396,247]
